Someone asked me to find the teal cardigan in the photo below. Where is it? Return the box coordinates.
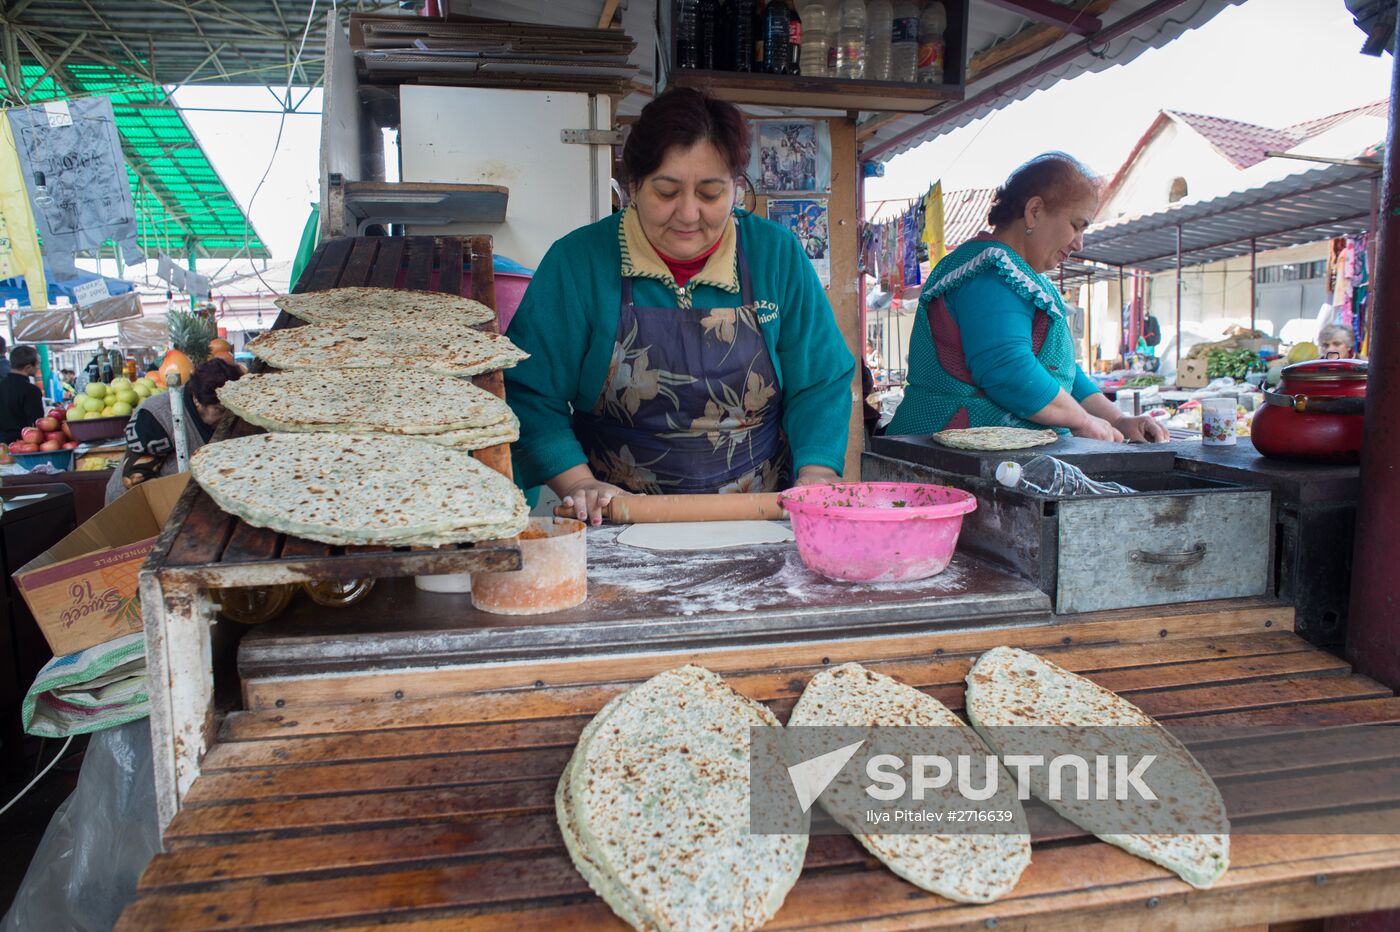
[504,209,856,492]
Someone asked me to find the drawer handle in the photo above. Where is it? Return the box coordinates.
[1130,544,1207,566]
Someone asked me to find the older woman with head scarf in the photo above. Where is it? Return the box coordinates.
[887,152,1167,443]
[505,87,856,523]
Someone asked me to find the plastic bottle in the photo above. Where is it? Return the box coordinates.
[995,454,1138,497]
[697,0,721,69]
[762,0,791,73]
[865,0,892,81]
[796,0,828,75]
[889,0,920,82]
[787,0,803,74]
[677,0,700,68]
[731,0,757,71]
[916,0,946,84]
[835,0,866,79]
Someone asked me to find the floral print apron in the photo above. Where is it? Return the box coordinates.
[573,233,789,494]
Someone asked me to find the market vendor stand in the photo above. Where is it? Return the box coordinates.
[118,627,1400,930]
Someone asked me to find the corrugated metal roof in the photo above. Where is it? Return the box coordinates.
[1164,111,1301,170]
[1076,160,1379,272]
[863,0,1246,163]
[943,187,996,249]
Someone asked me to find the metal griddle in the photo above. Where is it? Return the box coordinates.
[869,433,1179,479]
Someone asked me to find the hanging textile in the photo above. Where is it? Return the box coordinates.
[902,207,921,288]
[6,96,143,275]
[922,181,946,264]
[0,111,47,308]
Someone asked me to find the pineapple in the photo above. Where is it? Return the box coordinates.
[167,307,215,367]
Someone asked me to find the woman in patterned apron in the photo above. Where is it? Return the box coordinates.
[505,89,855,523]
[886,153,1167,444]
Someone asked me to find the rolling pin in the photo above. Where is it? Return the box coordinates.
[553,492,787,523]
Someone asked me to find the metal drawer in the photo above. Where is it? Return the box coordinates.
[862,452,1272,615]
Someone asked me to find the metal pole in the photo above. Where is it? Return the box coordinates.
[1249,237,1257,332]
[1175,224,1183,372]
[1348,28,1400,691]
[1118,265,1127,357]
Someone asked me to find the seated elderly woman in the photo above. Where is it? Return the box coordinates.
[505,87,855,524]
[887,152,1166,443]
[1318,323,1357,359]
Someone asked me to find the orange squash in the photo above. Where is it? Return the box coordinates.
[209,338,233,356]
[158,350,194,386]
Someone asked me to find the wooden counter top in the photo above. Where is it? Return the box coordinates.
[121,629,1400,930]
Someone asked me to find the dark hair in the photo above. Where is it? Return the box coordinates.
[9,345,38,370]
[622,87,750,185]
[987,152,1101,229]
[187,357,242,407]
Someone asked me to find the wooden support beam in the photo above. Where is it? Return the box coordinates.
[597,0,621,29]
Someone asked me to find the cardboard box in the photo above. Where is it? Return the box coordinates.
[1176,356,1210,389]
[14,473,187,657]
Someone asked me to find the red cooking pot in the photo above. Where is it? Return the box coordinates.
[1252,359,1367,463]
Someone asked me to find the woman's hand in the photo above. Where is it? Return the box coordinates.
[549,465,634,526]
[1070,414,1125,443]
[793,465,840,486]
[1113,414,1169,443]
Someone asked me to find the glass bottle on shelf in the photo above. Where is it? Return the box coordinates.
[835,0,866,79]
[796,0,828,76]
[917,0,946,84]
[890,0,919,82]
[677,0,700,68]
[865,0,892,81]
[787,0,803,74]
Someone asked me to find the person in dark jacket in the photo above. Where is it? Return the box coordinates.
[0,345,44,443]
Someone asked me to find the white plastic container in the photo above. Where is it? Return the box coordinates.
[471,517,587,615]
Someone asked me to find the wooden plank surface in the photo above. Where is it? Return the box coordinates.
[367,236,405,287]
[124,632,1400,930]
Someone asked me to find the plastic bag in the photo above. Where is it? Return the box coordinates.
[2,719,159,932]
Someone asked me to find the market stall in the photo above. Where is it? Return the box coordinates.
[1,1,1395,930]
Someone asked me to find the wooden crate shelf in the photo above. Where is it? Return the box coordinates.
[670,67,964,113]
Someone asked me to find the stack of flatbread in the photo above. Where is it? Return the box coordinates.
[558,666,808,932]
[248,321,527,378]
[275,286,496,329]
[216,369,519,451]
[788,663,1031,903]
[965,646,1230,889]
[931,426,1059,451]
[190,432,528,546]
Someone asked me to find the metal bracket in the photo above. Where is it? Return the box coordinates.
[561,128,624,145]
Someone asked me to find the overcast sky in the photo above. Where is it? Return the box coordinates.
[167,0,1392,284]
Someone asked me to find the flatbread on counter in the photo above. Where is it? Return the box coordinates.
[190,432,528,546]
[965,646,1230,889]
[275,286,495,329]
[218,368,516,435]
[248,322,528,378]
[559,665,808,931]
[931,427,1059,451]
[788,663,1031,904]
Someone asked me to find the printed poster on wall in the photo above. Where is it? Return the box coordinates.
[768,198,830,289]
[748,120,831,194]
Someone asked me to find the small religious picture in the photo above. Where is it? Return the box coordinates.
[767,198,831,288]
[749,120,831,193]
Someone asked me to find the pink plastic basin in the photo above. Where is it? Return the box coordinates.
[777,482,978,583]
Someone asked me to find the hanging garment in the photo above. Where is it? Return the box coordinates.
[923,181,946,264]
[0,112,47,308]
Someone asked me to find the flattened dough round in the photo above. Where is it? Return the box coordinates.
[617,520,794,551]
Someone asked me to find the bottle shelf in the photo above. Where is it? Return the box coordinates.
[669,67,964,113]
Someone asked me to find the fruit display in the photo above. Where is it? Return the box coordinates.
[7,407,80,455]
[63,375,168,423]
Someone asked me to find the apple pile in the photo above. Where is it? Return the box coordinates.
[8,408,78,455]
[66,375,168,423]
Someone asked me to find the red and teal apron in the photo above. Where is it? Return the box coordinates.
[573,233,790,494]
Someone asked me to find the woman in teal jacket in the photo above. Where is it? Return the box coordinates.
[505,88,855,523]
[887,153,1166,444]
